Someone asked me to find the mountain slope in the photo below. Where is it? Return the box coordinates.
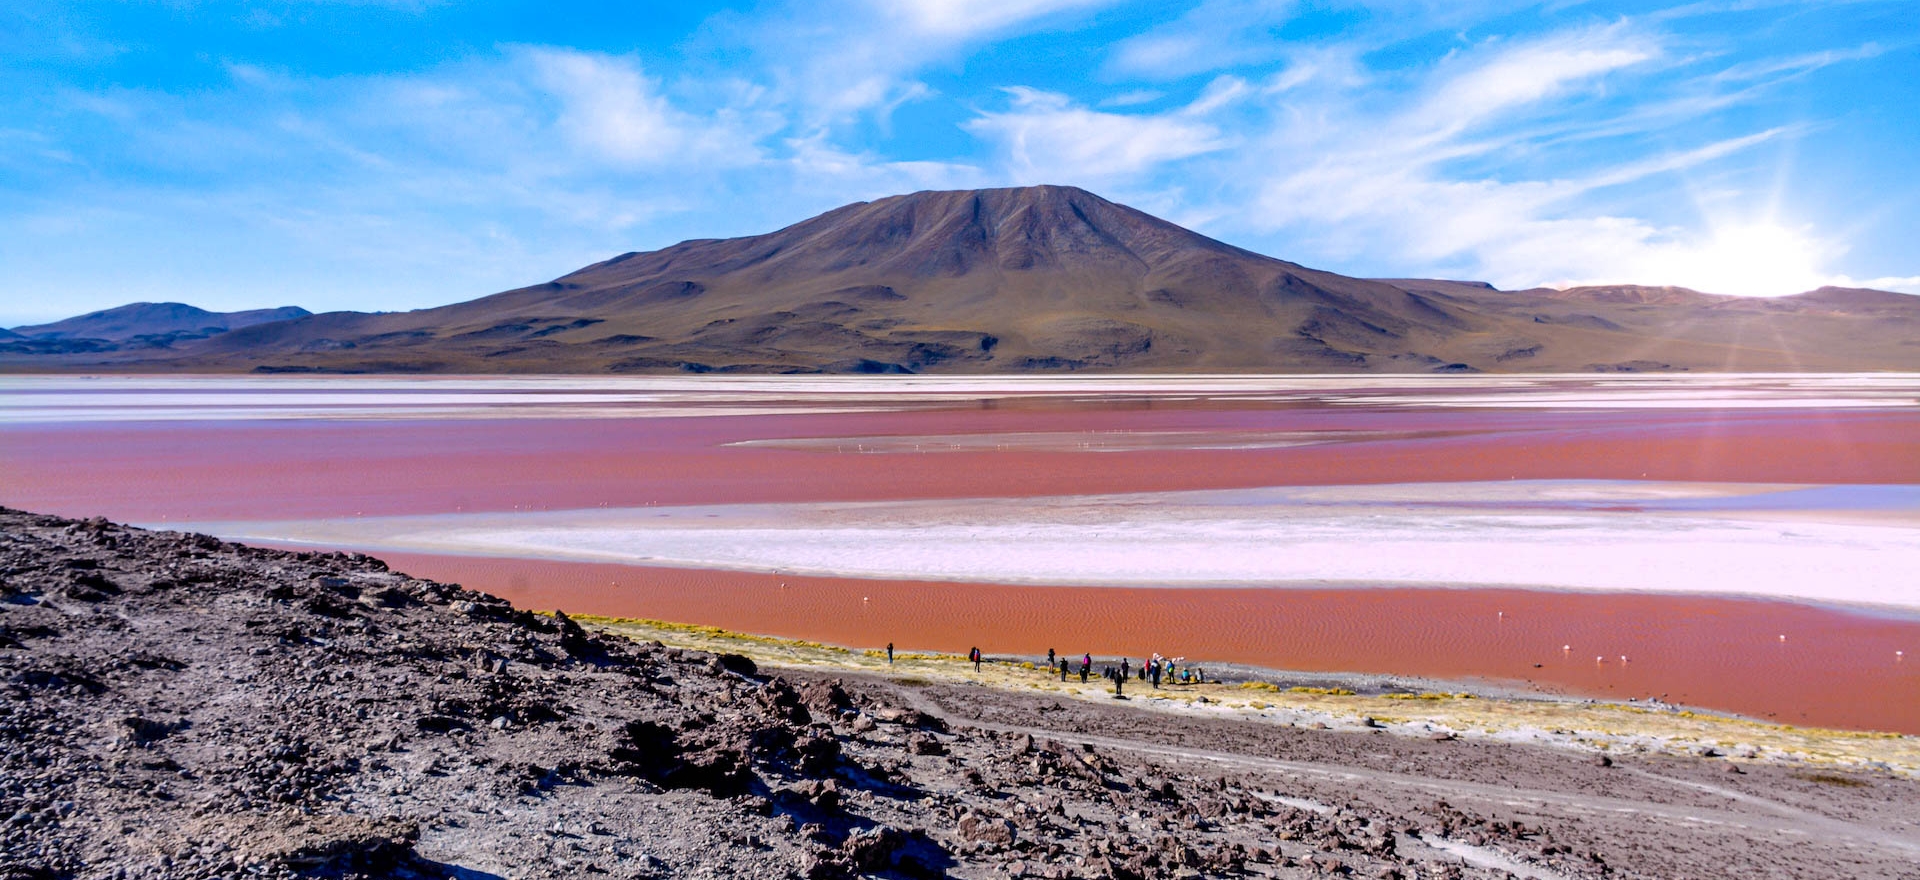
[12,302,311,341]
[182,186,1489,373]
[3,186,1917,373]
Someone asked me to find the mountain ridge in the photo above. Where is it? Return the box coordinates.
[3,302,313,357]
[3,186,1916,374]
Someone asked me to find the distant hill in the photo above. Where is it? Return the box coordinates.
[3,187,1916,373]
[5,303,312,355]
[1513,285,1734,307]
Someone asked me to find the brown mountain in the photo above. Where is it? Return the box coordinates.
[2,303,312,357]
[4,186,1917,373]
[12,302,310,342]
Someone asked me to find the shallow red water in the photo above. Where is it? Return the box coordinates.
[371,552,1920,734]
[3,404,1915,522]
[4,396,1918,732]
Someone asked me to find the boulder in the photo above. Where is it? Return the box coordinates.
[956,812,1015,846]
[907,733,947,756]
[797,679,853,716]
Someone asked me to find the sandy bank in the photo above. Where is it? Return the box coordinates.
[576,615,1920,778]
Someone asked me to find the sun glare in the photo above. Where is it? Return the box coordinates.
[1653,221,1835,297]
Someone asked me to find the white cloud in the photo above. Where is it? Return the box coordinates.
[1840,275,1920,294]
[526,49,685,164]
[1581,128,1786,189]
[1099,89,1164,107]
[782,132,986,197]
[965,84,1239,185]
[519,48,768,169]
[1231,22,1891,295]
[1107,0,1298,78]
[727,0,1116,133]
[1711,42,1886,83]
[1265,47,1369,93]
[886,0,1113,39]
[1410,25,1658,138]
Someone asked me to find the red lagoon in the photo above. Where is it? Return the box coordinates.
[4,403,1915,522]
[4,394,1917,732]
[374,552,1920,735]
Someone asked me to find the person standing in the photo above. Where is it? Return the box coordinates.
[1047,648,1056,668]
[1121,658,1130,680]
[1079,654,1090,683]
[1150,659,1161,689]
[1059,659,1069,682]
[970,646,981,672]
[887,642,894,665]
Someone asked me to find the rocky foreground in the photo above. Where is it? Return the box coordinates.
[4,509,1918,879]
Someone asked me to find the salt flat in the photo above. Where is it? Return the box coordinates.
[204,480,1920,612]
[3,372,1916,421]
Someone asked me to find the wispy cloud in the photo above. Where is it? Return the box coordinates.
[1710,42,1888,82]
[888,0,1114,38]
[3,0,1914,321]
[729,0,1117,131]
[1211,18,1897,295]
[1248,26,1665,253]
[1107,0,1298,78]
[1412,26,1657,134]
[965,78,1244,184]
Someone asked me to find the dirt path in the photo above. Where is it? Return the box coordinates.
[855,674,1920,875]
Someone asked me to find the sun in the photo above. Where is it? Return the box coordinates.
[1652,220,1836,298]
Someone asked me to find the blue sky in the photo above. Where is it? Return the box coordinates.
[3,0,1916,325]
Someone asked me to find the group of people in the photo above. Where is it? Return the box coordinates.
[1043,648,1206,695]
[884,643,1210,696]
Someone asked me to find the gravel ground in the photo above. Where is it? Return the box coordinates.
[3,508,1917,879]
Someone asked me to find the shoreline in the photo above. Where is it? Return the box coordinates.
[225,531,1920,621]
[306,548,1920,737]
[569,613,1920,777]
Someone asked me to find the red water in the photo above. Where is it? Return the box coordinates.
[4,397,1918,732]
[372,552,1920,734]
[3,405,1915,522]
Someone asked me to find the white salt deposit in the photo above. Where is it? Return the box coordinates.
[203,480,1920,612]
[5,373,1915,421]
